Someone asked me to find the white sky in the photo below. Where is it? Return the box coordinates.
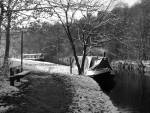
[21,0,142,26]
[122,0,141,6]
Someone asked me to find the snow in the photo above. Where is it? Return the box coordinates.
[10,58,71,74]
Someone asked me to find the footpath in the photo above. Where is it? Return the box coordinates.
[0,59,118,113]
[0,72,118,113]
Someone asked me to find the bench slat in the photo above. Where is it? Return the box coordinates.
[9,71,30,80]
[14,71,30,76]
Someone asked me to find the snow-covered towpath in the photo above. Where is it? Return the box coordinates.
[10,58,72,74]
[1,58,118,113]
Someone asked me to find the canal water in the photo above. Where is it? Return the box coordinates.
[108,71,150,113]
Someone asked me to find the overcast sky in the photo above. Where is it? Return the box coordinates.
[122,0,141,6]
[21,0,142,26]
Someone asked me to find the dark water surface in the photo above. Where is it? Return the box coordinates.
[109,71,150,113]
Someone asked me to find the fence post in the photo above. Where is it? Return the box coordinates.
[70,57,72,74]
[21,31,23,72]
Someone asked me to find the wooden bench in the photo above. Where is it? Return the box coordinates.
[9,70,30,86]
[10,66,22,75]
[9,65,30,86]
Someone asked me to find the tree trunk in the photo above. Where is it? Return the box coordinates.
[66,26,82,74]
[80,44,87,75]
[3,11,11,77]
[0,1,4,45]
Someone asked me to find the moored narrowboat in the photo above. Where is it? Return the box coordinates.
[71,55,114,77]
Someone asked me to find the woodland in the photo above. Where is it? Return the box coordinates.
[0,0,149,75]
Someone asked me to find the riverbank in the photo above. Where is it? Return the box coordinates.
[0,73,118,113]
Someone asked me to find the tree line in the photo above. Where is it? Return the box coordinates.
[22,0,150,65]
[0,0,150,76]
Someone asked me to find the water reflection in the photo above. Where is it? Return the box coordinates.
[109,71,150,113]
[92,73,116,94]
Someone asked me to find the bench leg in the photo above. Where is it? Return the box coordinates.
[10,79,14,86]
[16,78,20,82]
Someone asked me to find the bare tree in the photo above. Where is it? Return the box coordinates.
[42,0,117,74]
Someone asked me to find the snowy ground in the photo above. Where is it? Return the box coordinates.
[0,58,118,113]
[0,73,118,113]
[10,58,71,74]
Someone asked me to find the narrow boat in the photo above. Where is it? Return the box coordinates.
[71,54,115,79]
[84,56,115,93]
[85,57,113,77]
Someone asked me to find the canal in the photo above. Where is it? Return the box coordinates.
[108,71,150,113]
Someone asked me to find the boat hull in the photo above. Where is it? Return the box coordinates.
[88,70,116,93]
